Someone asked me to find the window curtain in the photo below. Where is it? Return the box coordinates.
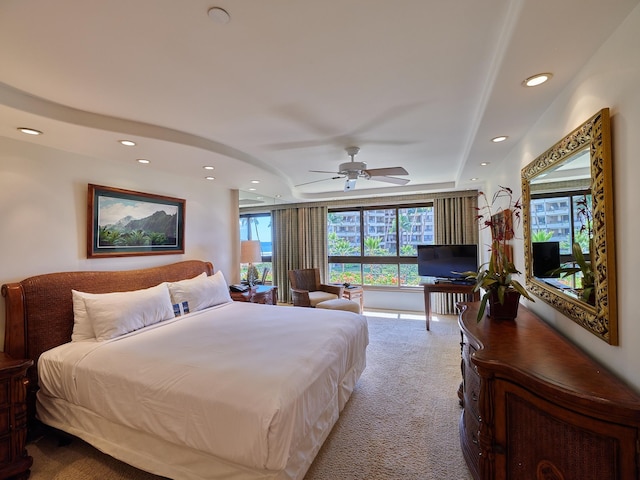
[272,206,328,303]
[432,195,478,314]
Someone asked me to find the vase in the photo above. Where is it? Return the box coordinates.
[487,289,521,320]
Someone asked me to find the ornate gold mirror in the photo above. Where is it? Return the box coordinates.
[521,108,617,344]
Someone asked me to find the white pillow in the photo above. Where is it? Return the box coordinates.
[167,271,232,312]
[71,290,96,341]
[79,283,175,342]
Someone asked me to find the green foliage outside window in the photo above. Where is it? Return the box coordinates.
[328,232,359,256]
[328,263,362,285]
[531,230,554,242]
[328,205,433,287]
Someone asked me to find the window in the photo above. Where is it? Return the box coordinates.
[328,205,434,287]
[239,213,272,283]
[530,192,591,256]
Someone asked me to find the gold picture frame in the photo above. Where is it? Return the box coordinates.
[87,184,185,258]
[521,108,617,344]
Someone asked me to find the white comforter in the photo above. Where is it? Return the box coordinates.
[38,302,368,471]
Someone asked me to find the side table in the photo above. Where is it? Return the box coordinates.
[0,353,33,480]
[230,285,278,305]
[342,286,364,313]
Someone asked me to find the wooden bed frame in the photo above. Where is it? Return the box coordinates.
[2,260,214,421]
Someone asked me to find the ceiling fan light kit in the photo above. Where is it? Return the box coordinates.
[305,146,410,192]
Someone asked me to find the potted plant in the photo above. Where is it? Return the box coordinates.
[462,186,535,322]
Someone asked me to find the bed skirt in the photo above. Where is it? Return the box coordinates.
[36,351,366,480]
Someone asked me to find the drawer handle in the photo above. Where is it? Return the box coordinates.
[471,391,478,402]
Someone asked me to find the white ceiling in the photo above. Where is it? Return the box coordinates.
[1,0,638,205]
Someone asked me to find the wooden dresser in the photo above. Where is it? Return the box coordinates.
[0,354,32,480]
[458,302,640,480]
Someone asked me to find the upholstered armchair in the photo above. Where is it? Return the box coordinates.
[288,268,344,307]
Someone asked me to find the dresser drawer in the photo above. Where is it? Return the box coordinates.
[0,433,10,464]
[463,354,481,418]
[0,407,9,436]
[461,407,481,474]
[0,380,8,407]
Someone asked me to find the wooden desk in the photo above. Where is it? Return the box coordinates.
[421,279,479,330]
[230,285,278,305]
[342,286,364,313]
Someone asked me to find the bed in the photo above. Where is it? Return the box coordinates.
[2,260,368,480]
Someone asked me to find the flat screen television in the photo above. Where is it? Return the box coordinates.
[417,244,478,282]
[532,241,561,278]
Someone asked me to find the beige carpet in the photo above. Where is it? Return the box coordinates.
[27,313,472,480]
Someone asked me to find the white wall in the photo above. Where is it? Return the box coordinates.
[363,289,424,313]
[0,136,237,348]
[485,4,640,390]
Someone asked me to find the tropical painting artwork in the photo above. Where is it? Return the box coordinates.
[87,184,185,258]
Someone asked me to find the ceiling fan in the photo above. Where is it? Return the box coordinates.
[301,147,410,192]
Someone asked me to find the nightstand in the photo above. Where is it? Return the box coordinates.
[230,285,278,305]
[0,353,33,480]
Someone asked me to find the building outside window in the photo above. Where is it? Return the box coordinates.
[530,192,592,256]
[328,205,434,287]
[530,192,592,289]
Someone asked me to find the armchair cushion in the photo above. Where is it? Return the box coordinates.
[308,291,339,307]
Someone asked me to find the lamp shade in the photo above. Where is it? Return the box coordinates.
[240,240,262,264]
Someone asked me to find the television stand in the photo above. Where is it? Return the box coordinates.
[420,279,479,330]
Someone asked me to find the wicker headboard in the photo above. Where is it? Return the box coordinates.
[1,260,214,413]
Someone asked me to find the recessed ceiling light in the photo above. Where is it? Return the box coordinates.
[203,166,215,170]
[249,188,256,191]
[480,162,490,166]
[522,73,553,87]
[205,176,215,181]
[470,177,479,181]
[18,127,43,135]
[250,180,260,184]
[275,194,282,198]
[491,136,508,143]
[207,7,230,24]
[137,159,150,164]
[119,139,136,146]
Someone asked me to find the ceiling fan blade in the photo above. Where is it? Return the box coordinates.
[364,166,408,177]
[309,169,340,174]
[368,176,410,186]
[295,176,342,187]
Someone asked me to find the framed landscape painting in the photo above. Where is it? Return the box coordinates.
[87,184,185,258]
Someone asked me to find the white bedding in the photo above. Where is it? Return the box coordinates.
[37,301,368,479]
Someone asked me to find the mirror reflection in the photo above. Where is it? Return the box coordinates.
[522,108,617,344]
[529,148,594,305]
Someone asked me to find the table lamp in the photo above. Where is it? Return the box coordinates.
[240,240,262,285]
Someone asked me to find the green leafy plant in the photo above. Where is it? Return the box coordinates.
[550,195,595,304]
[461,186,535,322]
[531,230,553,242]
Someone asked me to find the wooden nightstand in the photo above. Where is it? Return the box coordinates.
[230,285,278,305]
[0,353,33,480]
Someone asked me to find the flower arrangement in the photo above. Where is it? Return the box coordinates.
[462,186,535,322]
